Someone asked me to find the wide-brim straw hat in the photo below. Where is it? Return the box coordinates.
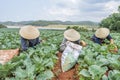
[95,28,110,39]
[19,26,40,39]
[64,29,80,41]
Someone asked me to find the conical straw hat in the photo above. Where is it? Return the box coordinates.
[64,29,80,41]
[95,28,110,39]
[19,26,40,39]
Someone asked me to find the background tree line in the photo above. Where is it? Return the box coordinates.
[0,24,7,28]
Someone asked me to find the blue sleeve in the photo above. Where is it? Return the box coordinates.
[106,35,112,40]
[92,35,102,45]
[36,37,40,44]
[29,37,40,47]
[21,37,28,51]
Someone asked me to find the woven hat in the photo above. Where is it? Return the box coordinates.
[19,26,40,39]
[95,28,110,39]
[64,29,80,41]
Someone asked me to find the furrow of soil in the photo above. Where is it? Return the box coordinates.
[52,52,79,80]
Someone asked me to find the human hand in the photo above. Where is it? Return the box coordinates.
[80,40,87,47]
[108,44,118,53]
[110,39,114,44]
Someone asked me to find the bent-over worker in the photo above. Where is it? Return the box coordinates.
[92,28,114,45]
[19,26,41,51]
[60,29,86,52]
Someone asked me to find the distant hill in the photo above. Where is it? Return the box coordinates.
[0,21,34,26]
[0,20,99,26]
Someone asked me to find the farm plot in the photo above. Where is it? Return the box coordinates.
[0,30,63,80]
[78,32,120,80]
[0,29,120,80]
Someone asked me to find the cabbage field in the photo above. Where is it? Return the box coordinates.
[0,28,120,80]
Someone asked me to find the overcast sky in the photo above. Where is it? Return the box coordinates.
[0,0,120,22]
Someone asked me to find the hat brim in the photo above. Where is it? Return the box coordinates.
[64,29,80,41]
[95,28,110,39]
[19,26,40,39]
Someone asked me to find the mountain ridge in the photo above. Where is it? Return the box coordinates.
[0,20,99,26]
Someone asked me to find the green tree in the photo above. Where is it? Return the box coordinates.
[113,21,120,31]
[0,24,7,28]
[118,5,120,12]
[100,6,120,31]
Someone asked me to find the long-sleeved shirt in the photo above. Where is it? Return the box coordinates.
[60,38,80,52]
[21,37,40,51]
[92,34,112,45]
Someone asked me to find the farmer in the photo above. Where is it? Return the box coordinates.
[60,29,86,52]
[92,28,114,45]
[19,26,41,51]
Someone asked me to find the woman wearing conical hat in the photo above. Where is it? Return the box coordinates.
[60,29,86,52]
[92,28,114,45]
[19,26,41,51]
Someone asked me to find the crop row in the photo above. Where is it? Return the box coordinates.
[0,30,120,80]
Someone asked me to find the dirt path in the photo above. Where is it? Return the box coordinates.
[52,52,79,80]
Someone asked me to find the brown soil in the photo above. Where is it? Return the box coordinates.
[52,52,79,80]
[0,48,19,65]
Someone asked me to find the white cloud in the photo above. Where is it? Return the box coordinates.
[1,0,120,22]
[47,0,120,22]
[105,0,120,13]
[49,7,79,16]
[47,0,82,21]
